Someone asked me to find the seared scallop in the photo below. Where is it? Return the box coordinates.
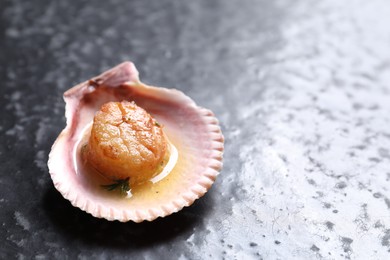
[86,101,168,184]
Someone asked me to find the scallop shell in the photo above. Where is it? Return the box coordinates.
[48,62,224,222]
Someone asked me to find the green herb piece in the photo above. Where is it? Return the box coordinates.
[155,121,161,127]
[101,177,130,195]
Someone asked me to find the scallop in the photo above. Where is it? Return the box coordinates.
[48,62,224,222]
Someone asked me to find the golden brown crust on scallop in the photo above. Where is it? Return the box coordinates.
[86,101,167,182]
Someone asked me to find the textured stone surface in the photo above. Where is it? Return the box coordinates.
[1,0,390,259]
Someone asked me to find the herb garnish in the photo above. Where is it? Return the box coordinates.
[101,177,130,195]
[155,121,161,127]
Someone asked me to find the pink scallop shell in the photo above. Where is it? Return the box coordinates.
[48,62,224,222]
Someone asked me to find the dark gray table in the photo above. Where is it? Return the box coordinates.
[1,0,390,259]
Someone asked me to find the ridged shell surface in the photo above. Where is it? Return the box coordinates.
[48,62,224,222]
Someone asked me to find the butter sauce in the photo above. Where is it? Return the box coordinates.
[72,119,190,207]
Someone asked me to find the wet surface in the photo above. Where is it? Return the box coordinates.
[1,0,390,259]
